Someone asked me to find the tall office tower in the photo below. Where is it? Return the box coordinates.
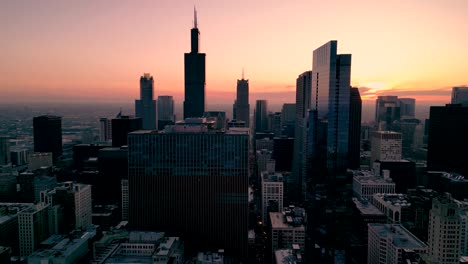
[233,73,250,127]
[0,136,10,165]
[18,204,50,257]
[99,118,112,142]
[273,137,294,171]
[426,195,462,264]
[281,103,296,137]
[268,112,282,136]
[311,41,351,174]
[451,87,468,106]
[367,224,427,264]
[184,8,206,119]
[111,116,142,147]
[292,71,312,201]
[135,73,157,130]
[370,131,402,165]
[375,96,400,131]
[204,111,227,130]
[254,100,268,133]
[157,95,175,122]
[348,87,362,169]
[428,104,468,176]
[399,98,416,118]
[33,115,62,161]
[128,124,249,260]
[400,118,420,158]
[41,182,92,232]
[98,147,128,207]
[261,171,284,223]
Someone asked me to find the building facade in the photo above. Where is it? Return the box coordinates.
[33,115,62,161]
[261,171,284,223]
[233,75,250,127]
[255,100,268,133]
[370,131,402,165]
[135,73,157,130]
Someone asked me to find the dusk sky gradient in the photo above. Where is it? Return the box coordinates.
[1,0,467,105]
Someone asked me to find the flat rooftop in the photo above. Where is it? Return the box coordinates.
[270,212,305,230]
[354,175,394,185]
[373,193,411,207]
[352,198,385,216]
[369,224,427,249]
[0,203,34,225]
[275,249,301,264]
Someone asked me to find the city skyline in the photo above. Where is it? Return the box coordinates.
[1,0,467,104]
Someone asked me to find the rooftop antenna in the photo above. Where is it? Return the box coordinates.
[194,6,198,28]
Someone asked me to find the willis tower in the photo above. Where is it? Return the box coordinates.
[184,8,206,119]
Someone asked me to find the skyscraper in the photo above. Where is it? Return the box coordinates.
[348,87,362,169]
[451,87,468,106]
[370,131,402,165]
[292,71,311,200]
[255,100,268,133]
[157,95,175,122]
[128,123,249,260]
[233,71,250,127]
[111,116,143,147]
[375,96,400,131]
[33,115,62,161]
[99,118,112,142]
[427,104,468,176]
[135,73,157,130]
[311,40,351,174]
[0,136,10,165]
[184,8,206,119]
[399,98,416,118]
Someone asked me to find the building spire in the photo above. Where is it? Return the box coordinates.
[194,6,198,29]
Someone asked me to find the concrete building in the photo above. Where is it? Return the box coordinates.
[372,193,412,224]
[367,224,427,264]
[256,149,275,176]
[99,118,112,142]
[256,138,274,152]
[370,131,402,165]
[33,175,57,203]
[261,171,284,223]
[351,170,395,200]
[274,245,303,264]
[128,121,249,260]
[196,251,224,264]
[451,87,468,106]
[41,182,92,232]
[270,206,306,255]
[28,152,53,171]
[0,203,35,255]
[121,179,129,221]
[0,136,10,165]
[135,73,157,130]
[18,204,50,256]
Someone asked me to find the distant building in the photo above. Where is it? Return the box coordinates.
[196,251,224,264]
[427,104,468,176]
[261,171,284,223]
[269,206,306,255]
[281,104,296,127]
[256,149,275,176]
[348,87,362,170]
[367,224,427,264]
[135,73,157,130]
[111,115,142,147]
[233,74,250,127]
[203,111,226,130]
[158,95,175,126]
[0,203,35,255]
[98,146,128,206]
[33,115,62,161]
[18,204,50,256]
[375,96,400,131]
[28,152,53,171]
[0,137,10,165]
[351,170,395,200]
[10,147,28,166]
[370,131,402,165]
[399,98,416,118]
[255,100,268,133]
[227,119,246,128]
[99,117,112,142]
[451,87,468,106]
[272,137,294,172]
[268,112,282,137]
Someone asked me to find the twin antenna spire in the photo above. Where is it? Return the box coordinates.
[194,6,198,29]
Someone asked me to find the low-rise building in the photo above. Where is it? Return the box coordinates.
[352,170,395,200]
[372,193,412,224]
[270,206,306,255]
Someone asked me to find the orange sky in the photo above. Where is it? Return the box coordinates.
[1,0,467,105]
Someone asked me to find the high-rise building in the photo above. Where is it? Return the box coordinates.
[427,104,468,176]
[41,182,92,232]
[268,112,282,137]
[28,152,53,171]
[280,103,296,137]
[400,118,420,158]
[348,87,362,169]
[128,123,249,260]
[255,100,268,133]
[451,87,468,106]
[272,137,294,172]
[157,95,175,122]
[0,136,10,165]
[370,131,402,165]
[375,96,400,131]
[399,98,416,118]
[426,195,462,264]
[33,115,62,161]
[367,224,427,264]
[292,71,311,201]
[233,72,250,127]
[98,147,128,207]
[311,40,351,174]
[184,8,206,119]
[261,171,284,223]
[0,203,35,255]
[18,204,50,256]
[135,73,157,130]
[99,118,112,142]
[111,116,143,147]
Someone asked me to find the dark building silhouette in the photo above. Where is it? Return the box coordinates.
[97,147,128,207]
[184,8,206,119]
[374,160,416,193]
[400,118,421,158]
[427,104,468,176]
[254,100,268,133]
[375,96,400,131]
[33,115,62,161]
[128,126,249,261]
[158,95,175,124]
[135,73,157,130]
[348,87,362,170]
[273,137,294,172]
[233,71,250,127]
[73,144,109,171]
[292,71,312,201]
[111,116,142,147]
